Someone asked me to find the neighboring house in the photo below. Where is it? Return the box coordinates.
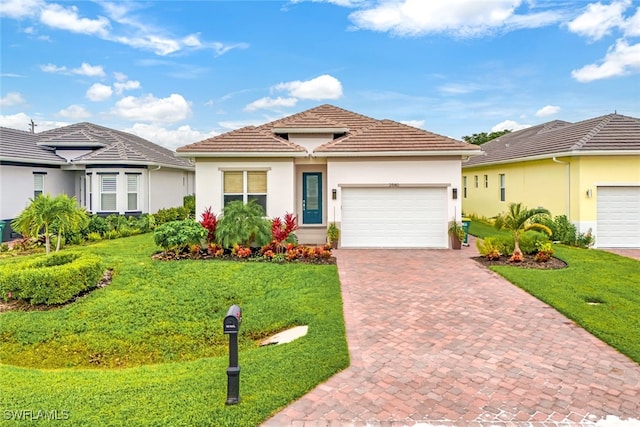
[1,123,195,241]
[462,113,640,248]
[176,104,480,248]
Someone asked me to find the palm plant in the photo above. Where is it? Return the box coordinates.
[494,202,552,261]
[215,200,271,248]
[11,194,88,254]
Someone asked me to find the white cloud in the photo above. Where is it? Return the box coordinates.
[0,112,67,132]
[347,0,562,38]
[0,0,43,19]
[567,0,630,41]
[572,39,640,82]
[492,120,531,132]
[400,120,425,128]
[244,97,298,112]
[274,74,343,100]
[535,105,561,117]
[438,82,483,95]
[114,72,128,82]
[623,6,640,37]
[86,83,113,101]
[290,0,367,6]
[40,3,110,36]
[40,63,67,73]
[72,62,105,77]
[125,123,218,151]
[112,93,191,123]
[114,80,141,95]
[57,104,91,119]
[0,92,26,107]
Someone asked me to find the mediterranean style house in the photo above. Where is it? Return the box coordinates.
[462,113,640,248]
[176,104,480,248]
[0,122,195,241]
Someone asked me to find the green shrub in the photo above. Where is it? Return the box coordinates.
[216,200,271,248]
[476,238,501,259]
[104,230,120,240]
[153,219,206,252]
[154,206,192,225]
[85,215,109,236]
[87,232,102,242]
[0,252,104,305]
[491,235,515,255]
[0,243,9,253]
[519,230,550,255]
[132,213,155,233]
[183,194,196,216]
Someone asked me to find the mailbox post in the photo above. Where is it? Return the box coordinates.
[223,305,242,405]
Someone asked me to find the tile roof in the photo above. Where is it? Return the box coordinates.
[177,104,479,156]
[0,122,193,169]
[0,127,66,164]
[465,113,640,166]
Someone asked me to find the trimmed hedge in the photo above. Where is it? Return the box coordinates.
[0,252,104,305]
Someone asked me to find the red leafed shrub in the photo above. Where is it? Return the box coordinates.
[232,245,252,258]
[207,243,224,258]
[199,207,218,243]
[270,213,299,251]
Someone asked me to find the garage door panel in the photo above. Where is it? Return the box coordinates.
[597,186,640,248]
[341,187,448,248]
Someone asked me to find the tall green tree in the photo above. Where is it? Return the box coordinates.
[494,202,552,261]
[11,194,88,254]
[462,129,511,145]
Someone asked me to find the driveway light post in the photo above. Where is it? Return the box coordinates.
[223,304,242,405]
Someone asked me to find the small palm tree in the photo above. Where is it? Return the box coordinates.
[494,202,552,261]
[11,194,88,254]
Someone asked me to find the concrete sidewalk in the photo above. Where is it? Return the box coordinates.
[262,248,640,426]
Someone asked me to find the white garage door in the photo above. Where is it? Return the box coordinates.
[341,187,448,248]
[596,186,640,248]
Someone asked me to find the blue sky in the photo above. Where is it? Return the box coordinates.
[1,0,639,150]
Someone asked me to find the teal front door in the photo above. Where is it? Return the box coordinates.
[302,172,322,224]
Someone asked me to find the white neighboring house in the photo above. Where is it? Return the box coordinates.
[176,104,481,248]
[0,123,195,241]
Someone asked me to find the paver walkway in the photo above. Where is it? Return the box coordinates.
[263,248,640,427]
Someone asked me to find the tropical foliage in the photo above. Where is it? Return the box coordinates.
[215,200,271,248]
[493,202,551,261]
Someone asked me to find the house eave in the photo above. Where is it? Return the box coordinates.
[315,149,483,158]
[71,160,194,171]
[462,150,640,168]
[0,156,65,166]
[175,151,309,158]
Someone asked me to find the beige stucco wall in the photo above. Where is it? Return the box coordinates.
[194,158,295,218]
[328,156,462,223]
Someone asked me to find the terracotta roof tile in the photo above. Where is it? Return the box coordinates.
[315,119,478,152]
[465,113,640,166]
[178,104,478,155]
[177,126,306,153]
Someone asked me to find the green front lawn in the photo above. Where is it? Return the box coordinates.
[469,221,640,364]
[0,234,349,426]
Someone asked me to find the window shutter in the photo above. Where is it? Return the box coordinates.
[102,175,117,192]
[127,175,138,192]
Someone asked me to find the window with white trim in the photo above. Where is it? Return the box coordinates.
[499,174,506,202]
[474,175,478,188]
[126,174,139,211]
[223,170,267,213]
[484,174,489,188]
[33,173,44,198]
[100,174,117,211]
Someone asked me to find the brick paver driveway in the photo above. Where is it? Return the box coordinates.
[263,248,640,426]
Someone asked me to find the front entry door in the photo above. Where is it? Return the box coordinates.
[302,172,322,224]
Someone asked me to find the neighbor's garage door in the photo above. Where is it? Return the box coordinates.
[596,186,640,248]
[341,187,448,248]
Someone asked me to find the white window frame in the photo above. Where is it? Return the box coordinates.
[484,175,489,188]
[100,174,118,212]
[463,176,467,199]
[222,170,267,213]
[499,174,506,202]
[33,173,45,198]
[126,174,140,212]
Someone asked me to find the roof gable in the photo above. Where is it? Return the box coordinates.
[177,104,479,156]
[0,127,66,164]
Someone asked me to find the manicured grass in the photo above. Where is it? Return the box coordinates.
[470,221,640,364]
[0,234,349,426]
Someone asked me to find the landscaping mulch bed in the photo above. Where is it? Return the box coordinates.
[151,250,337,265]
[472,255,567,270]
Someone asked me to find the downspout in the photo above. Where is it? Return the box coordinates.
[552,157,570,219]
[148,165,161,213]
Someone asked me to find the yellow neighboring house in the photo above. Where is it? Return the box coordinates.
[462,113,640,249]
